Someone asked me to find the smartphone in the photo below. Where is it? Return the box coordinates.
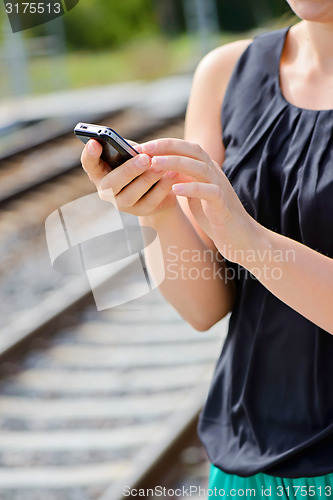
[74,122,138,170]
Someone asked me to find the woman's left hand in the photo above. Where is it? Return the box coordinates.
[141,138,258,263]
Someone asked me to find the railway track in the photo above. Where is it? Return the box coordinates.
[0,77,228,499]
[0,118,186,332]
[0,196,227,499]
[0,286,227,500]
[0,109,183,206]
[0,75,192,206]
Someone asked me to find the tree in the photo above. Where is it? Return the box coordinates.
[63,0,158,50]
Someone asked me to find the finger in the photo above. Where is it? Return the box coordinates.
[188,197,205,221]
[172,182,222,205]
[171,173,195,183]
[115,169,165,207]
[151,155,212,182]
[112,174,174,216]
[81,139,109,186]
[99,153,151,195]
[141,138,213,165]
[188,197,213,239]
[173,182,234,230]
[134,174,175,213]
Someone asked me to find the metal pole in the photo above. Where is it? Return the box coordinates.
[2,15,30,97]
[183,0,219,55]
[44,15,69,90]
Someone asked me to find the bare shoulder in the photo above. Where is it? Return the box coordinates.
[193,39,253,92]
[185,39,252,160]
[182,39,252,249]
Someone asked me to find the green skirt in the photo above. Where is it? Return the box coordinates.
[208,464,333,499]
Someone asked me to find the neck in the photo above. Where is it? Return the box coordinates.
[298,21,333,71]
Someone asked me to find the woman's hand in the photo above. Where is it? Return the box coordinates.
[142,138,258,263]
[80,139,183,217]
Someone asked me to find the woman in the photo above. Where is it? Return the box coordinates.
[81,0,333,497]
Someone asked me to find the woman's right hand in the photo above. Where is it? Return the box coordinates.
[80,139,179,217]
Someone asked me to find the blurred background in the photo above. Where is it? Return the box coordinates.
[0,1,296,500]
[1,0,293,101]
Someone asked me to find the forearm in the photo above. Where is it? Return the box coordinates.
[238,222,333,334]
[140,202,236,331]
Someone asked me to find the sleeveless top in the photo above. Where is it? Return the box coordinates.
[197,27,333,478]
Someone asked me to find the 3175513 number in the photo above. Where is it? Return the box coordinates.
[5,3,61,15]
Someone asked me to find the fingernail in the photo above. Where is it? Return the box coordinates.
[167,171,178,179]
[172,184,184,194]
[87,140,98,154]
[135,154,150,168]
[152,156,167,166]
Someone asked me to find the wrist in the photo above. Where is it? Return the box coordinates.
[236,218,273,269]
[225,216,267,268]
[139,200,183,230]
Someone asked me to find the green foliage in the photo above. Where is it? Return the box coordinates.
[215,0,292,32]
[63,0,158,50]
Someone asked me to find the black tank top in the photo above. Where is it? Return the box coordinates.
[198,27,333,478]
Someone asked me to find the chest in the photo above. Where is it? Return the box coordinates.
[222,108,333,256]
[279,64,333,111]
